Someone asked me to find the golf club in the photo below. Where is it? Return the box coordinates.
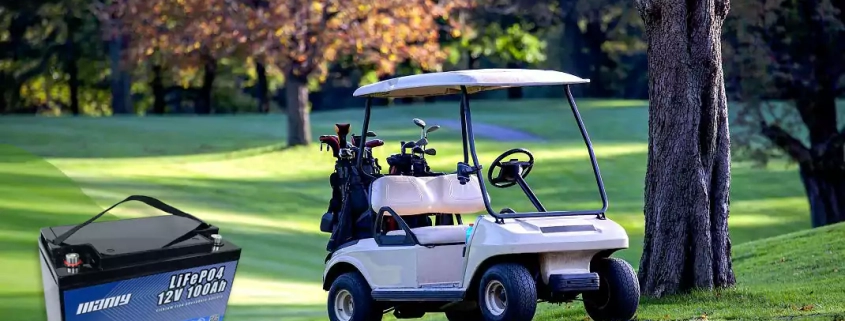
[401,141,416,155]
[413,118,426,140]
[424,125,440,139]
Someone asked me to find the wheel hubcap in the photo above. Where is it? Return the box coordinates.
[334,289,354,321]
[484,280,507,316]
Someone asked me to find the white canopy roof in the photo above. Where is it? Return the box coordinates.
[352,69,589,98]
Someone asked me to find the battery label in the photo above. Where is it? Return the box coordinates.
[63,260,238,321]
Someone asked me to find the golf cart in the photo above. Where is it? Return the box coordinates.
[318,69,639,321]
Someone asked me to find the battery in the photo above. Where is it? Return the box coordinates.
[38,195,242,321]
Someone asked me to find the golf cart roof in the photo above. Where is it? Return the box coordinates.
[352,69,590,98]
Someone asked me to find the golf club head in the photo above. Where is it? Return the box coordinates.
[413,118,426,128]
[416,138,428,146]
[426,125,441,134]
[366,131,377,137]
[401,141,416,155]
[412,146,425,154]
[424,148,436,156]
[365,139,384,148]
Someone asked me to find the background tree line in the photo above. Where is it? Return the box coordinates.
[1,0,843,227]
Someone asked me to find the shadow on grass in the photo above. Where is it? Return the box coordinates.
[0,141,817,320]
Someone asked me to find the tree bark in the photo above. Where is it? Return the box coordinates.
[151,65,166,115]
[196,55,216,114]
[285,73,311,146]
[636,0,735,297]
[256,61,270,113]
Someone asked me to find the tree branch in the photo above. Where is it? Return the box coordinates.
[760,122,812,163]
[813,126,845,158]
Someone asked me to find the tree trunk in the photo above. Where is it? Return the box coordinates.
[800,165,845,227]
[256,61,270,113]
[0,87,6,113]
[636,0,735,297]
[65,14,80,116]
[151,65,166,115]
[285,73,311,146]
[764,92,845,228]
[467,50,478,69]
[583,20,613,98]
[506,62,523,99]
[68,55,79,115]
[559,3,587,96]
[109,36,132,114]
[196,55,216,114]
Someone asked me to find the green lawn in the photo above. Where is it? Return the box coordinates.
[0,98,836,321]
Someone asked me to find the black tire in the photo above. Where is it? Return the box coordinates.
[477,263,537,321]
[327,272,383,321]
[445,308,483,321]
[583,257,640,321]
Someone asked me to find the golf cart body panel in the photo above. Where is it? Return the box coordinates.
[324,238,420,289]
[352,69,590,98]
[324,239,467,290]
[461,215,629,287]
[321,68,640,321]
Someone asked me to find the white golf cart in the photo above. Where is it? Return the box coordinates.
[318,69,639,321]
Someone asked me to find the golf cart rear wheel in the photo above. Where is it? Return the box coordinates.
[327,272,383,321]
[582,257,640,321]
[477,263,537,321]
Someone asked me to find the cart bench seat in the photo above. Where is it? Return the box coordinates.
[370,174,488,216]
[386,225,470,245]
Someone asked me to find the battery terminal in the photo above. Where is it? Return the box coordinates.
[64,253,81,274]
[211,234,223,251]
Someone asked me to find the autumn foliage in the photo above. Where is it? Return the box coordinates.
[94,0,471,143]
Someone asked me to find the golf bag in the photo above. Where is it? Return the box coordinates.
[322,152,382,251]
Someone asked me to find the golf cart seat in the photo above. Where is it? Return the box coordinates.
[385,225,469,245]
[370,174,486,245]
[370,174,488,216]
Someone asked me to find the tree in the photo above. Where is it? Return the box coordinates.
[475,0,647,98]
[634,0,735,297]
[726,0,845,227]
[451,12,547,99]
[95,0,250,114]
[251,0,471,146]
[0,0,63,113]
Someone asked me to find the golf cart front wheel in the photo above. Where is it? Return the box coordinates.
[327,272,383,321]
[477,263,537,321]
[582,257,640,321]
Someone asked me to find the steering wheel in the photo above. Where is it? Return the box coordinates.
[487,148,535,188]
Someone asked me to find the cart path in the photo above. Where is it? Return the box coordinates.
[428,119,546,142]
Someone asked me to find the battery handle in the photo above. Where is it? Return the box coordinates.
[49,195,210,247]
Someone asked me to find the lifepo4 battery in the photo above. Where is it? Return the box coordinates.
[38,195,242,321]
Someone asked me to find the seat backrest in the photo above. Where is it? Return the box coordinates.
[370,174,488,216]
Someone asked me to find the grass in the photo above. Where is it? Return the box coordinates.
[0,97,839,320]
